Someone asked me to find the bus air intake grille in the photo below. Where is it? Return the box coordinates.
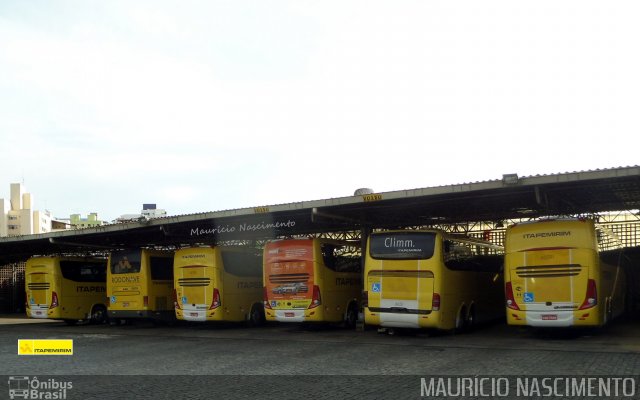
[516,264,582,278]
[28,283,50,290]
[268,273,310,284]
[178,278,211,287]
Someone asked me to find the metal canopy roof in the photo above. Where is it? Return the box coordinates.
[1,166,639,264]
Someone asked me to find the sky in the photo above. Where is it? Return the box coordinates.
[1,1,639,222]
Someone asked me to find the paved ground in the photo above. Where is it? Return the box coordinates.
[1,316,639,399]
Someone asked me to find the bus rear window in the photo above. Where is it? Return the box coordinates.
[111,251,142,274]
[369,232,436,260]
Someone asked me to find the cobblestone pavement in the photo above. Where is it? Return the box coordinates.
[2,317,639,399]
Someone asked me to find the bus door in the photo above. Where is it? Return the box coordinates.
[367,232,436,328]
[26,260,53,318]
[507,248,589,325]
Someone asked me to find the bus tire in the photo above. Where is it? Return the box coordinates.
[605,298,613,326]
[90,305,107,325]
[454,306,466,334]
[465,306,476,332]
[249,304,265,326]
[344,302,358,329]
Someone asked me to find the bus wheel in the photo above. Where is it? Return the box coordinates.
[465,306,476,332]
[605,298,613,325]
[249,304,265,326]
[454,306,466,334]
[344,302,358,329]
[90,305,107,324]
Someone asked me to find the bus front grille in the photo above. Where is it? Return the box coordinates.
[516,264,582,278]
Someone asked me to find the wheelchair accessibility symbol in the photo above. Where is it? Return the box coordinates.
[371,283,381,293]
[523,292,534,303]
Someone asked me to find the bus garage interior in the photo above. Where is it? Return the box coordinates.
[2,166,640,325]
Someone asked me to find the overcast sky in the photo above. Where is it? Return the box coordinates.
[1,1,639,222]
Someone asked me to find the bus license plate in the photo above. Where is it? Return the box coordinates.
[190,313,198,317]
[35,311,42,315]
[285,312,295,317]
[542,315,557,320]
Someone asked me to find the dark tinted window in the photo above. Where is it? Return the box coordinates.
[444,240,503,272]
[60,260,107,282]
[110,250,141,274]
[150,256,174,280]
[221,251,262,277]
[369,232,436,260]
[321,244,361,273]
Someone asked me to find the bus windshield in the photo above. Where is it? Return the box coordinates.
[369,232,436,260]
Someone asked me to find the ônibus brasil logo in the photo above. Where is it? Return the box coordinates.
[8,376,73,399]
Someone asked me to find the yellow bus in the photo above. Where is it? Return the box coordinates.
[262,239,361,327]
[107,249,175,322]
[173,246,264,323]
[364,230,503,332]
[25,256,108,324]
[505,218,626,327]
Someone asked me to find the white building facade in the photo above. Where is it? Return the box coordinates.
[115,204,167,223]
[0,183,52,237]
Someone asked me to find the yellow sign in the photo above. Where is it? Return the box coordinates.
[363,194,382,202]
[18,339,73,355]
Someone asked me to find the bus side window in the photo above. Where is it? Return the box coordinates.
[60,261,106,282]
[321,245,337,270]
[221,251,262,277]
[150,257,174,280]
[334,256,361,273]
[321,244,361,272]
